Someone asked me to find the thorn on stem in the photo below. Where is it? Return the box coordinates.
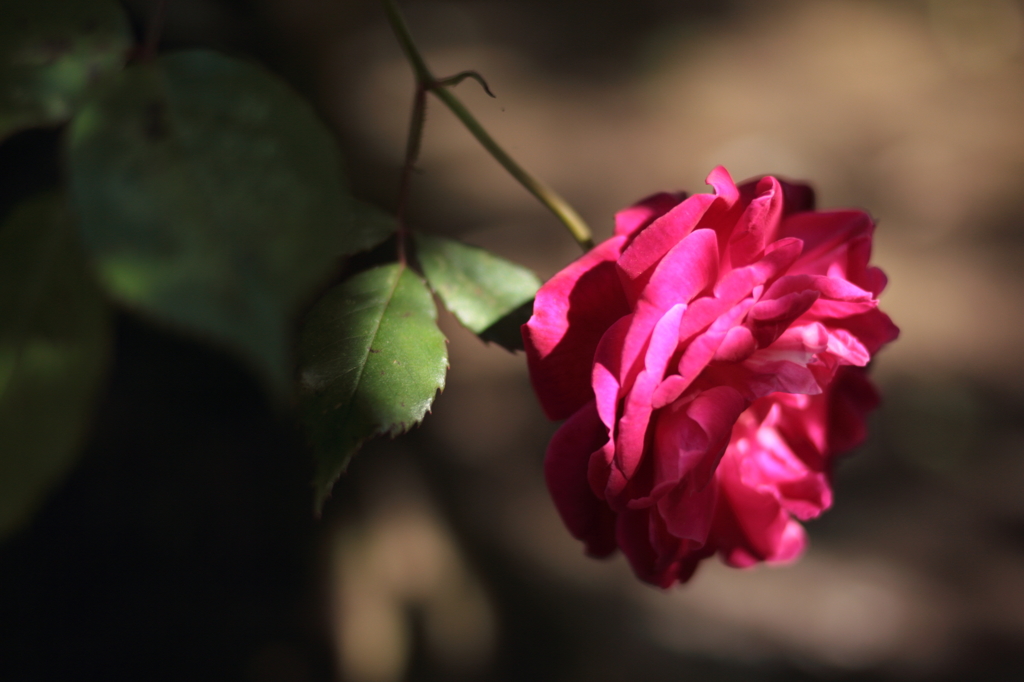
[434,70,496,98]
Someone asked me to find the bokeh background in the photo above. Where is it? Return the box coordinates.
[2,0,1024,680]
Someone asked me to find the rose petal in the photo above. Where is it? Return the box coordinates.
[616,229,721,390]
[656,473,718,544]
[779,210,873,275]
[605,305,688,501]
[545,401,618,557]
[714,454,809,566]
[617,193,717,285]
[592,315,634,431]
[826,366,881,456]
[615,192,686,238]
[729,176,784,268]
[524,236,630,420]
[649,386,748,500]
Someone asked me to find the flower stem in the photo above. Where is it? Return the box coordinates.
[381,0,594,251]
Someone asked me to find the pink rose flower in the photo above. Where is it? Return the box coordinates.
[523,167,899,587]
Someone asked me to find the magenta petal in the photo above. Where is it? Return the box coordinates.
[729,176,784,267]
[776,473,832,520]
[603,304,689,502]
[677,298,757,391]
[615,229,720,391]
[524,236,630,420]
[657,476,718,544]
[687,386,749,488]
[615,192,686,238]
[652,375,689,410]
[712,237,803,302]
[762,273,873,304]
[770,521,808,563]
[740,359,824,397]
[651,386,747,497]
[592,315,633,431]
[617,507,709,588]
[617,193,718,289]
[545,401,618,557]
[825,366,881,456]
[650,403,712,499]
[727,328,830,396]
[834,309,900,355]
[615,508,667,586]
[779,210,873,275]
[706,166,740,204]
[733,412,833,519]
[824,327,871,367]
[638,229,719,312]
[713,326,756,363]
[777,178,816,215]
[716,455,807,566]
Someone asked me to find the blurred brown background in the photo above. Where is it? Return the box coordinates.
[3,0,1024,680]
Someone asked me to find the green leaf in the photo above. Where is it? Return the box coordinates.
[298,264,447,509]
[67,49,356,392]
[0,0,131,141]
[414,233,541,336]
[350,200,398,254]
[0,193,112,540]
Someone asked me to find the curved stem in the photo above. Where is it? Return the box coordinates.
[430,87,594,249]
[381,0,594,251]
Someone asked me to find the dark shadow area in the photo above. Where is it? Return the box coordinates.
[0,314,334,681]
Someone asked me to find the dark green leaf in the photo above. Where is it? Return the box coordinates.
[68,49,355,391]
[0,0,131,141]
[0,193,112,540]
[414,233,540,335]
[350,200,397,254]
[298,264,447,510]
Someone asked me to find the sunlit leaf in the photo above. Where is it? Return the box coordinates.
[68,49,356,391]
[0,0,131,141]
[0,193,112,540]
[298,264,447,510]
[414,233,540,337]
